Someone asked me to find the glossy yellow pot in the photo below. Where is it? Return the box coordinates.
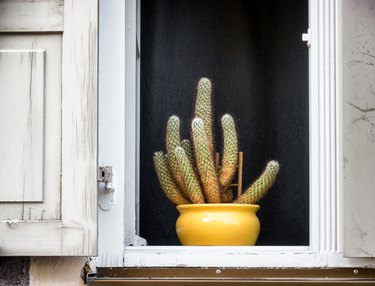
[176,203,260,246]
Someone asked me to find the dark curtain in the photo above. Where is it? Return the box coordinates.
[140,0,309,245]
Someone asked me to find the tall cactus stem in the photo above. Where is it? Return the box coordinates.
[195,77,214,156]
[218,114,238,191]
[235,161,279,204]
[166,115,188,198]
[181,139,194,164]
[192,118,221,203]
[175,147,205,204]
[153,151,191,205]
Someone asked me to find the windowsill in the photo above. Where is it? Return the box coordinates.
[121,246,375,268]
[89,267,375,285]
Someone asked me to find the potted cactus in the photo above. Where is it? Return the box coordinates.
[153,77,279,246]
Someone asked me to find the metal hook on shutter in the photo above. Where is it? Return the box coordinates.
[98,166,114,192]
[98,166,116,211]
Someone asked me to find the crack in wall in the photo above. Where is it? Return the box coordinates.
[348,101,375,113]
[361,51,375,59]
[348,102,375,143]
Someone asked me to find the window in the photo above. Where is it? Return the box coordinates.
[139,0,309,246]
[97,0,375,268]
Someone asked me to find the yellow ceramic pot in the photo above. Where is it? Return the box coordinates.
[176,203,260,246]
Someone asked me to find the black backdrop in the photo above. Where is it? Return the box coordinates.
[140,0,309,245]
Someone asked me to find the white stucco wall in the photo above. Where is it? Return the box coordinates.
[343,0,375,257]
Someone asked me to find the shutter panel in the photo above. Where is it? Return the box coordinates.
[343,0,375,257]
[0,0,98,256]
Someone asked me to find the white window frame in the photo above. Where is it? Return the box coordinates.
[97,0,375,268]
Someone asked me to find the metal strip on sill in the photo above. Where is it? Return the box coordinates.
[87,267,375,285]
[89,279,375,285]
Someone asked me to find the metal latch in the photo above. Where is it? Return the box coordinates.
[302,28,311,48]
[98,166,114,192]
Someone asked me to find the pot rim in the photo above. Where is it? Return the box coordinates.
[177,203,260,212]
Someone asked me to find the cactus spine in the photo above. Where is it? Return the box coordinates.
[153,151,190,205]
[175,146,205,204]
[192,118,221,203]
[218,114,238,190]
[235,161,279,204]
[181,139,194,164]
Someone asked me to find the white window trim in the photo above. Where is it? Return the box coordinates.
[97,0,375,268]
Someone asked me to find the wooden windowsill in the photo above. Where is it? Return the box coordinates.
[88,267,375,285]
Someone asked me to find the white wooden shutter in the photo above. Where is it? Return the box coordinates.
[343,0,375,257]
[0,0,98,256]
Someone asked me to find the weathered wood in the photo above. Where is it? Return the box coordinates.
[0,50,44,202]
[0,222,62,255]
[0,0,64,32]
[0,0,98,256]
[61,0,98,256]
[0,34,62,221]
[237,152,243,196]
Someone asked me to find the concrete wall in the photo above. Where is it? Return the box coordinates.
[0,258,29,286]
[0,257,86,285]
[343,0,375,257]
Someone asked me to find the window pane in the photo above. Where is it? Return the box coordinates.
[140,0,309,246]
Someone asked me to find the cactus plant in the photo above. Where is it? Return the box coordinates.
[181,139,194,164]
[166,115,189,199]
[234,160,280,204]
[192,118,221,203]
[174,146,205,204]
[153,151,191,205]
[218,114,238,190]
[153,77,279,205]
[195,77,214,157]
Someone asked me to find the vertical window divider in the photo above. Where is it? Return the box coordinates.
[309,0,339,258]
